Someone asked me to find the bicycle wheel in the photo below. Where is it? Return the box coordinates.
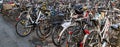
[66,26,85,47]
[36,19,52,39]
[84,31,101,47]
[15,17,32,37]
[52,25,67,46]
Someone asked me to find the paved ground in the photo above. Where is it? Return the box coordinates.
[0,14,56,47]
[0,15,34,47]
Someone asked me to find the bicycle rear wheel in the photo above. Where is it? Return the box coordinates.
[66,26,85,47]
[36,20,52,39]
[15,17,32,37]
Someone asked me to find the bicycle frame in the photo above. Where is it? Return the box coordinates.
[26,8,43,24]
[85,18,110,47]
[17,6,45,28]
[57,10,85,41]
[58,18,73,41]
[92,12,111,47]
[98,10,111,47]
[81,10,111,47]
[100,17,111,47]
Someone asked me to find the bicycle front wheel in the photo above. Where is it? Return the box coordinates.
[15,18,32,37]
[84,31,101,47]
[52,25,67,46]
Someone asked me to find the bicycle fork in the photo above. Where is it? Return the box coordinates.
[58,27,67,42]
[58,22,72,41]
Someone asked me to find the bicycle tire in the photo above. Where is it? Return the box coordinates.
[84,31,101,47]
[39,20,52,35]
[52,25,67,46]
[15,18,32,37]
[66,26,85,47]
[36,21,52,39]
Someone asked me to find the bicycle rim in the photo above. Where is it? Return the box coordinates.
[36,25,52,39]
[15,19,32,37]
[52,25,67,46]
[84,31,101,47]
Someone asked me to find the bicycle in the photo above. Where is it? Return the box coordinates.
[52,9,92,46]
[83,10,112,47]
[15,4,49,37]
